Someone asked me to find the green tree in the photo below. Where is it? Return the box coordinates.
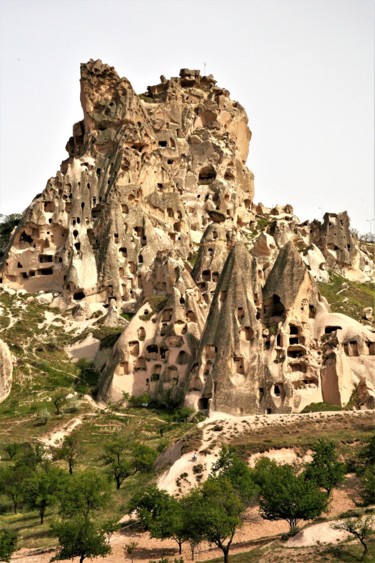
[129,486,170,530]
[333,516,374,558]
[53,434,80,475]
[255,458,327,531]
[358,434,375,468]
[304,439,345,495]
[179,489,205,560]
[17,442,45,470]
[103,437,156,490]
[183,476,249,563]
[3,443,20,461]
[0,529,18,562]
[211,445,257,503]
[361,465,375,505]
[53,393,67,416]
[0,464,29,513]
[24,463,65,524]
[0,213,21,257]
[130,486,185,554]
[132,443,157,473]
[123,540,138,563]
[58,470,110,520]
[51,516,116,563]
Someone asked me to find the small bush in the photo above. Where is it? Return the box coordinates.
[35,407,50,426]
[157,439,169,453]
[75,359,99,396]
[128,393,151,408]
[339,509,362,519]
[148,295,169,313]
[170,407,194,422]
[192,464,204,475]
[301,402,342,413]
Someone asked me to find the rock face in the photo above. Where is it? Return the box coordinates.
[0,61,252,306]
[309,212,373,282]
[186,243,262,414]
[0,60,374,415]
[0,339,13,402]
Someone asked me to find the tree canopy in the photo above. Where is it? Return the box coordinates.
[58,470,110,520]
[255,458,327,531]
[130,446,257,563]
[51,517,116,563]
[53,434,80,475]
[0,529,18,563]
[130,486,185,554]
[23,463,65,524]
[102,436,156,490]
[304,438,345,495]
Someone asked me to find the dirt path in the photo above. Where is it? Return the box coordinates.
[39,417,82,448]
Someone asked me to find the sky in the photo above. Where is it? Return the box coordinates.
[0,0,374,233]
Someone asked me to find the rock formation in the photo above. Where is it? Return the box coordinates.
[0,339,13,402]
[0,60,374,415]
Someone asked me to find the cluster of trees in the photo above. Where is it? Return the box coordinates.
[356,433,375,505]
[0,434,157,562]
[130,446,257,562]
[129,439,347,562]
[0,434,373,562]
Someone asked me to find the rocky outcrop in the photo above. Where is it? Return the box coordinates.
[186,242,262,414]
[309,212,373,281]
[1,60,374,415]
[0,339,12,402]
[0,61,253,308]
[99,250,205,403]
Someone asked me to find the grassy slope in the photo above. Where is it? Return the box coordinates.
[0,403,197,550]
[0,290,196,549]
[203,537,375,562]
[317,271,375,324]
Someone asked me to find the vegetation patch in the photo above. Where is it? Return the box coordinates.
[318,271,375,324]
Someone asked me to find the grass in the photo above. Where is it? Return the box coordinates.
[230,412,374,460]
[188,252,198,268]
[202,537,375,562]
[0,404,195,550]
[0,508,57,550]
[301,402,343,413]
[318,271,375,324]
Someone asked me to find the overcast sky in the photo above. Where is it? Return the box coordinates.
[0,0,373,233]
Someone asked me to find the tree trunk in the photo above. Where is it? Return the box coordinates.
[69,463,73,475]
[115,476,121,490]
[222,546,229,563]
[80,555,85,563]
[360,538,368,556]
[40,506,45,525]
[178,540,182,555]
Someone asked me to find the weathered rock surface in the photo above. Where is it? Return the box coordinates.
[0,60,374,414]
[0,339,13,402]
